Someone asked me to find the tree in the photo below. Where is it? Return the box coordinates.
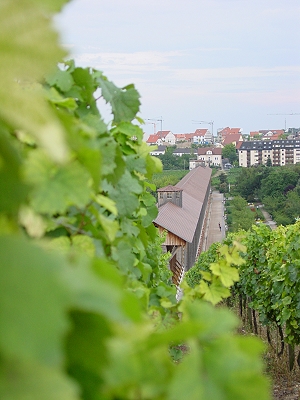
[222,143,238,164]
[266,156,272,167]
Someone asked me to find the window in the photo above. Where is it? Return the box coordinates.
[167,193,172,199]
[176,192,180,198]
[159,193,163,199]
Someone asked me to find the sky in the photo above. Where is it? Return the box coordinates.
[55,0,300,138]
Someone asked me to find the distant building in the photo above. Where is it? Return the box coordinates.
[238,139,300,167]
[189,147,222,169]
[146,130,176,146]
[217,127,242,143]
[149,145,166,156]
[173,148,197,157]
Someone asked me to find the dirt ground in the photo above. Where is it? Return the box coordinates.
[272,379,300,399]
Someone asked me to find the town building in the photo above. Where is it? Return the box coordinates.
[146,130,176,146]
[153,166,212,286]
[172,148,197,157]
[149,145,166,156]
[238,139,300,167]
[189,147,222,169]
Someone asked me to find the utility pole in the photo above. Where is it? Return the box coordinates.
[267,113,300,131]
[192,120,214,143]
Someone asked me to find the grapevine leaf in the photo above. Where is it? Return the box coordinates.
[24,151,91,214]
[0,131,28,214]
[45,68,75,92]
[46,87,78,110]
[0,0,68,162]
[96,73,140,123]
[0,357,78,400]
[0,236,71,365]
[94,194,117,216]
[200,279,231,305]
[98,214,119,242]
[72,235,95,258]
[210,261,239,287]
[65,311,111,398]
[168,346,204,400]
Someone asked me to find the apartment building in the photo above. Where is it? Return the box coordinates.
[239,139,300,167]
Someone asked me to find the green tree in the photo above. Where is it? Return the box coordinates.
[266,156,272,167]
[228,196,256,232]
[235,166,269,202]
[222,143,238,164]
[259,167,298,199]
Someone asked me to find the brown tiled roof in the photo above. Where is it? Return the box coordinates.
[223,134,242,145]
[154,167,212,242]
[146,134,160,143]
[194,128,208,136]
[157,130,171,138]
[197,147,222,155]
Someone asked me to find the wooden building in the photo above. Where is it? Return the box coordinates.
[153,166,212,287]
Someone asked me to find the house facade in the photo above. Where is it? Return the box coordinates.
[146,130,176,146]
[189,147,222,169]
[238,139,300,167]
[153,167,212,286]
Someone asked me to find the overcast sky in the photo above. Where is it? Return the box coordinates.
[56,0,300,137]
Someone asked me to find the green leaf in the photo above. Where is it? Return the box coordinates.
[98,214,119,242]
[25,151,91,214]
[46,87,78,110]
[168,346,204,400]
[0,131,28,214]
[72,235,95,258]
[96,73,141,123]
[45,67,75,92]
[0,357,78,400]
[0,0,68,162]
[94,194,117,216]
[65,311,111,398]
[0,236,71,365]
[200,279,231,305]
[210,261,239,287]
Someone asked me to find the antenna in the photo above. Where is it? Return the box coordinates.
[267,113,300,131]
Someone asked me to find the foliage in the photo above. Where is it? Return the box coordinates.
[226,196,256,232]
[222,143,238,164]
[184,241,245,305]
[185,242,222,288]
[235,166,268,202]
[0,1,271,399]
[152,170,189,189]
[259,167,298,199]
[157,148,195,170]
[234,165,300,225]
[228,222,300,346]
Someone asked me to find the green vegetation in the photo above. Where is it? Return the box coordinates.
[157,147,194,170]
[222,143,238,164]
[152,170,189,189]
[234,165,300,225]
[187,221,300,370]
[0,1,272,399]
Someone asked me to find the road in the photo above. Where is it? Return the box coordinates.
[202,190,226,252]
